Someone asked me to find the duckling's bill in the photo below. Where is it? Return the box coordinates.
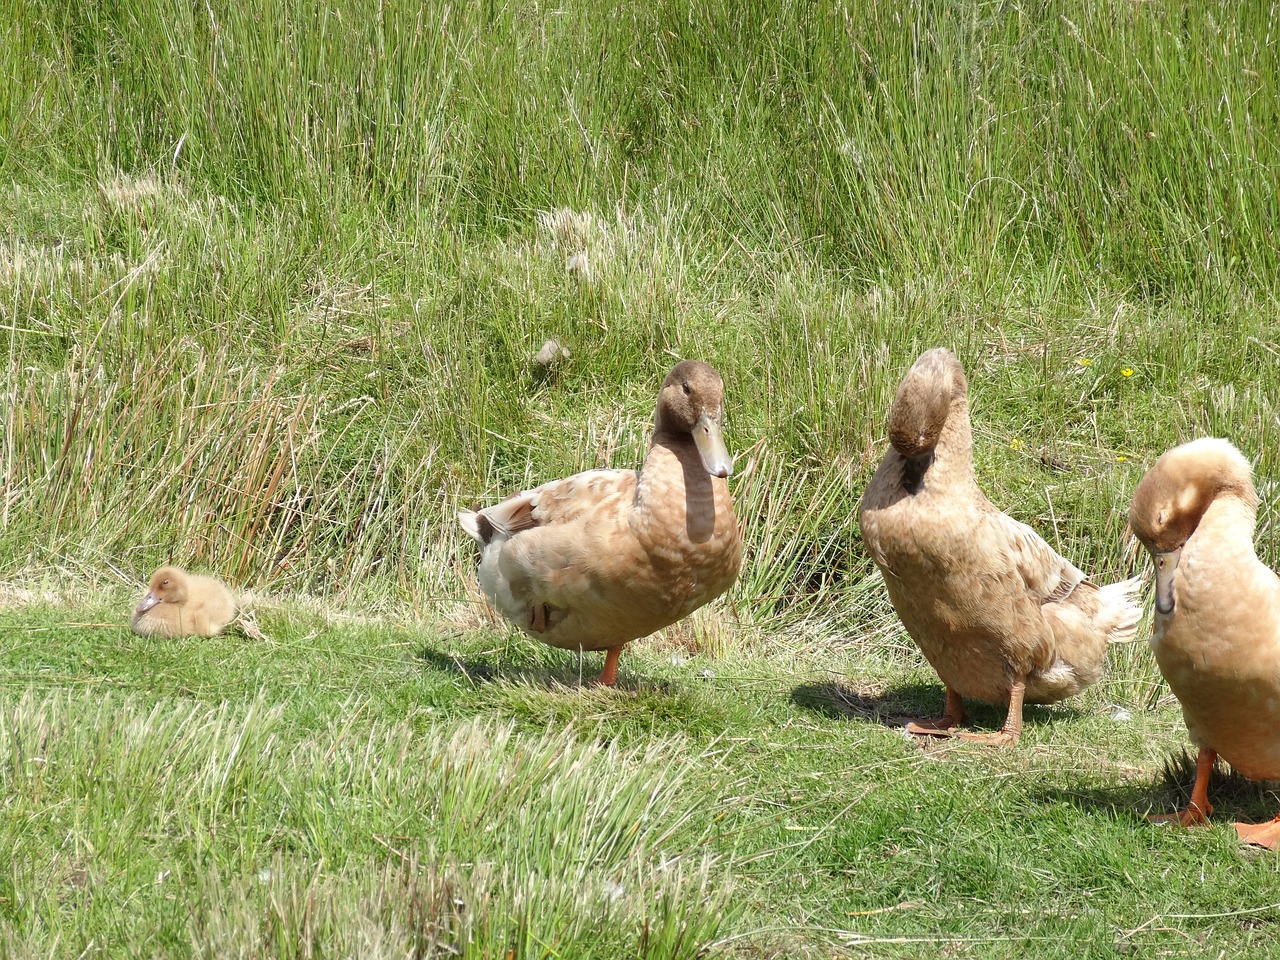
[693,412,733,478]
[136,592,160,615]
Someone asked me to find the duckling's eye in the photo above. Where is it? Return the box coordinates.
[682,382,692,396]
[162,579,170,587]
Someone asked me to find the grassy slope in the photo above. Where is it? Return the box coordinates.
[2,0,1280,956]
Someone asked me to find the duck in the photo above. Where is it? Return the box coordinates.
[131,565,238,638]
[459,360,742,686]
[1129,437,1280,849]
[859,348,1143,745]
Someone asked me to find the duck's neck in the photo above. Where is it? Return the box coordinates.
[908,397,978,493]
[645,430,707,489]
[1193,496,1261,562]
[635,431,719,537]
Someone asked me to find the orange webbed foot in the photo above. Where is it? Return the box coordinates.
[905,717,963,738]
[1146,803,1212,828]
[1234,816,1280,850]
[906,688,969,739]
[954,728,1019,747]
[906,683,1021,747]
[1149,747,1217,829]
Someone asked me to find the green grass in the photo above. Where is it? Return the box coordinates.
[2,0,1280,955]
[6,598,1280,958]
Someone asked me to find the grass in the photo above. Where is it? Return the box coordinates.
[2,0,1280,955]
[6,597,1280,958]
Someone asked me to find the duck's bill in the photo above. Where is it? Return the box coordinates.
[1154,548,1181,614]
[135,592,160,616]
[694,412,733,478]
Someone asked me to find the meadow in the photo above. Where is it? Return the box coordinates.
[2,0,1280,955]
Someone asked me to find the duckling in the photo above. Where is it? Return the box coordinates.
[859,348,1143,745]
[131,565,238,638]
[459,360,742,686]
[1129,437,1280,849]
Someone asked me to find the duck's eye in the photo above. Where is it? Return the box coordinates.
[162,579,170,586]
[682,382,692,396]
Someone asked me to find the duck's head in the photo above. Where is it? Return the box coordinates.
[136,565,189,615]
[1129,438,1258,614]
[656,360,733,478]
[888,347,967,458]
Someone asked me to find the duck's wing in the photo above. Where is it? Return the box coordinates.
[990,510,1088,605]
[992,508,1143,652]
[460,468,653,647]
[460,469,638,544]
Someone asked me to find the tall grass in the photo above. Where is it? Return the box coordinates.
[1,0,1277,611]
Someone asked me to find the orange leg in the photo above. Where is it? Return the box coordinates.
[1234,813,1280,850]
[594,645,624,687]
[906,686,970,738]
[1148,746,1216,827]
[954,676,1024,747]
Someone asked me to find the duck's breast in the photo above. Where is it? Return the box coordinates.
[862,481,1053,704]
[1155,510,1280,778]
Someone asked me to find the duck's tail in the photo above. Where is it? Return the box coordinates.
[458,509,483,543]
[1099,574,1146,643]
[459,492,537,546]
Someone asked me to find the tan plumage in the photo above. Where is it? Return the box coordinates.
[1129,437,1280,849]
[859,348,1142,744]
[459,360,743,686]
[131,565,238,638]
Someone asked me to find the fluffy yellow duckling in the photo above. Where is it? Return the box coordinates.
[859,348,1142,745]
[459,360,742,686]
[131,565,238,638]
[1129,437,1280,849]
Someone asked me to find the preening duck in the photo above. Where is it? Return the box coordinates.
[859,348,1142,745]
[1129,437,1280,849]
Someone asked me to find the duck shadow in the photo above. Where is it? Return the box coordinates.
[791,680,1038,732]
[790,680,928,729]
[791,680,1095,740]
[1031,749,1280,827]
[414,645,672,694]
[415,647,500,685]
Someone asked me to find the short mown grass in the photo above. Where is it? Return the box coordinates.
[3,0,1280,956]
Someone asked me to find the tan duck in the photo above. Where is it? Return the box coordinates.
[859,348,1143,744]
[1129,437,1280,849]
[459,360,742,686]
[131,565,238,638]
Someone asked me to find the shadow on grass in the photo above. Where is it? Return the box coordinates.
[791,679,1027,730]
[790,680,927,729]
[1029,783,1173,823]
[1025,749,1280,831]
[414,645,673,694]
[791,680,1096,744]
